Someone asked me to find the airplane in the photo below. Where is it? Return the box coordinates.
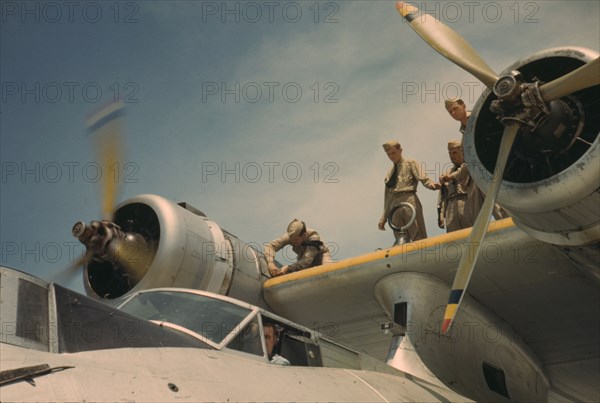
[1,2,598,402]
[0,265,471,401]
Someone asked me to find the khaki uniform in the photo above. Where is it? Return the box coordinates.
[446,161,509,224]
[454,111,509,222]
[264,229,331,272]
[438,163,470,232]
[382,158,437,241]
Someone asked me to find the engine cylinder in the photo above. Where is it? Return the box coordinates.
[464,47,600,246]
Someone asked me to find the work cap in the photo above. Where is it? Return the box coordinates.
[287,219,305,237]
[448,139,462,150]
[382,140,401,151]
[444,97,463,109]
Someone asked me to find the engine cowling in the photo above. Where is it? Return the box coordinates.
[82,194,269,307]
[464,47,600,246]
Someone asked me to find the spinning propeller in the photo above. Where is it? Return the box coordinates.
[87,102,124,222]
[395,2,600,334]
[54,102,153,293]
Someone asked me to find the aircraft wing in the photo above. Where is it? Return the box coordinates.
[263,218,600,401]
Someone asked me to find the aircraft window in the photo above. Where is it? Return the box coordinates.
[262,318,323,367]
[394,302,408,336]
[482,362,510,399]
[119,290,251,344]
[17,278,49,349]
[225,316,263,357]
[0,273,50,352]
[281,333,323,367]
[54,285,210,353]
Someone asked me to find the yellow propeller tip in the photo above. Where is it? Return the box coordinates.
[395,1,418,18]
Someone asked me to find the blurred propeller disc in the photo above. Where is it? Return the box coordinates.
[52,102,126,285]
[85,102,126,221]
[51,250,91,286]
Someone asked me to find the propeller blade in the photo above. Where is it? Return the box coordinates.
[99,129,120,221]
[441,123,519,335]
[539,57,600,102]
[51,250,91,286]
[395,2,499,88]
[85,102,125,221]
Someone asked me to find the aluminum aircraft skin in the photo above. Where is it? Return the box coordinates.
[1,2,599,402]
[0,267,470,402]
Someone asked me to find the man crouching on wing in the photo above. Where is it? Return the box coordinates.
[265,219,331,277]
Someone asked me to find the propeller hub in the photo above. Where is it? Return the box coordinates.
[493,71,522,103]
[72,221,87,238]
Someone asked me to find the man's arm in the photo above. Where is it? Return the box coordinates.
[379,186,392,230]
[264,234,288,276]
[441,163,468,184]
[410,159,440,190]
[437,187,446,229]
[288,244,320,272]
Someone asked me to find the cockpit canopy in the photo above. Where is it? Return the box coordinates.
[119,289,257,348]
[118,288,320,363]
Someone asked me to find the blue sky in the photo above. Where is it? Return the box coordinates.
[1,0,599,291]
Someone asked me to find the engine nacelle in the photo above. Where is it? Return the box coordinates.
[83,194,269,307]
[375,273,548,402]
[464,47,599,246]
